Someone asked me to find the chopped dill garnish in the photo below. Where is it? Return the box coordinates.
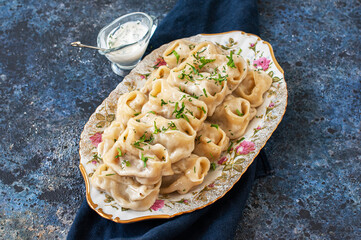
[122,160,131,167]
[168,50,180,63]
[199,106,206,114]
[236,109,244,116]
[226,51,236,68]
[203,88,208,97]
[141,153,154,167]
[115,147,122,158]
[153,121,161,134]
[161,99,168,106]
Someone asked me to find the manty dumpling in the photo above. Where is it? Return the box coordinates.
[233,67,272,107]
[97,121,126,158]
[142,65,171,95]
[91,164,161,211]
[192,122,229,161]
[167,61,228,116]
[102,137,171,185]
[186,48,248,94]
[208,95,256,139]
[141,79,208,131]
[115,91,147,126]
[160,154,210,194]
[127,113,197,164]
[165,41,248,115]
[162,39,194,68]
[189,41,223,56]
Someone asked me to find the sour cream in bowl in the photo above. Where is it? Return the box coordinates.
[97,12,157,74]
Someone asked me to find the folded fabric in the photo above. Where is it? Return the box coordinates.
[68,0,271,239]
[146,0,259,55]
[68,151,270,240]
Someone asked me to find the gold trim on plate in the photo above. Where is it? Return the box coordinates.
[78,30,288,223]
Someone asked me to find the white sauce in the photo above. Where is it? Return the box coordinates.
[105,21,149,66]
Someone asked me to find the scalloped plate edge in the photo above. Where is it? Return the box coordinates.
[78,30,287,223]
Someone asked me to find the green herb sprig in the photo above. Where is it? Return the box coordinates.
[153,121,161,134]
[168,50,180,63]
[226,51,236,68]
[132,133,154,151]
[172,102,190,122]
[236,109,244,116]
[141,153,154,168]
[115,147,122,158]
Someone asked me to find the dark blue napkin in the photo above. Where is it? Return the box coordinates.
[146,0,259,54]
[68,0,271,239]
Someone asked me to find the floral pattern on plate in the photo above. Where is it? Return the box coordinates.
[79,31,287,222]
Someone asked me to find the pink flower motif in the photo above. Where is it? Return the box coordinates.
[153,57,167,68]
[208,183,215,188]
[90,132,102,147]
[140,75,145,79]
[92,160,98,165]
[250,43,255,47]
[256,126,262,130]
[150,199,164,211]
[183,199,189,204]
[218,156,227,164]
[269,102,275,108]
[235,141,255,155]
[253,57,271,71]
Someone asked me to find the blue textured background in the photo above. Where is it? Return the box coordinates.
[0,0,360,239]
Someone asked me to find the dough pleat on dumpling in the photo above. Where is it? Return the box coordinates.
[209,95,256,139]
[160,154,210,194]
[163,40,194,68]
[97,121,126,158]
[167,61,228,116]
[116,91,147,126]
[142,79,208,131]
[193,122,229,161]
[142,66,171,95]
[233,67,272,107]
[189,41,223,56]
[91,164,161,211]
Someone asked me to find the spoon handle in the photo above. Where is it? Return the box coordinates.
[70,41,108,51]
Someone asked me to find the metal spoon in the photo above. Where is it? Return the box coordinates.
[70,41,108,51]
[70,41,139,54]
[71,25,150,53]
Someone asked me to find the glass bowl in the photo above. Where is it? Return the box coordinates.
[97,12,157,75]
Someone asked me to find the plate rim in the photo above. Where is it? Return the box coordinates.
[78,30,288,223]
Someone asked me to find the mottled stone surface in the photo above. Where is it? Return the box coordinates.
[0,0,359,239]
[235,0,361,239]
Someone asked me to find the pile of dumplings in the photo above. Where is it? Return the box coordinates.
[91,40,272,210]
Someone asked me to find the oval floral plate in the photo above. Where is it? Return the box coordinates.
[79,31,287,223]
